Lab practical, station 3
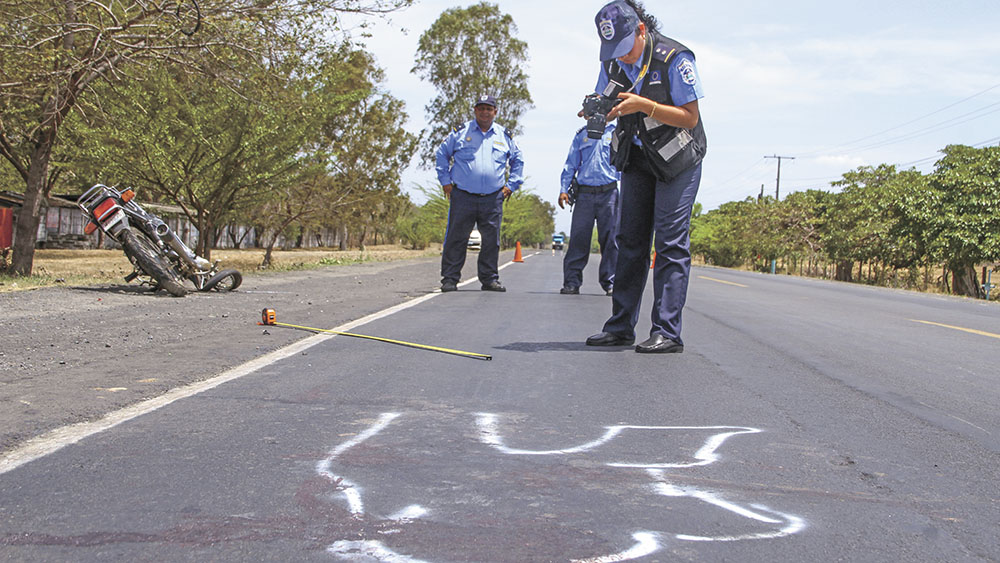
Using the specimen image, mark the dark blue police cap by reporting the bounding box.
[595,1,639,61]
[473,94,497,108]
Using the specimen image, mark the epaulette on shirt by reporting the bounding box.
[654,42,677,63]
[504,127,514,139]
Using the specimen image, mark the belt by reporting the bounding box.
[576,182,617,194]
[456,187,500,197]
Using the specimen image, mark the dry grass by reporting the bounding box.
[0,245,440,292]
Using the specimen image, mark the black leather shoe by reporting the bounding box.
[481,280,506,292]
[560,286,579,294]
[441,281,458,292]
[604,286,613,296]
[635,334,683,354]
[585,332,635,346]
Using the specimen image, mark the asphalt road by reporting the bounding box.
[2,250,998,562]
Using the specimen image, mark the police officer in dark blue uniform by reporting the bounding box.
[558,122,620,296]
[436,94,525,293]
[585,0,707,353]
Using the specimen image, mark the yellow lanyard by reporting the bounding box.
[627,32,655,94]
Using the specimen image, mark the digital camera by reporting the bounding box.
[581,93,622,139]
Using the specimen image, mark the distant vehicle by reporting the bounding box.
[468,229,482,251]
[552,234,565,250]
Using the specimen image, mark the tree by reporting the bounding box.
[920,145,1000,297]
[71,56,309,260]
[774,190,832,277]
[253,168,337,269]
[0,0,413,275]
[319,60,419,249]
[411,2,533,165]
[691,199,758,268]
[395,184,450,250]
[500,188,555,248]
[825,165,926,284]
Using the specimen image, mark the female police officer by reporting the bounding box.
[584,0,707,354]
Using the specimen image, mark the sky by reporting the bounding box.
[343,0,1000,234]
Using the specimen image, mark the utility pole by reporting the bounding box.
[764,155,795,200]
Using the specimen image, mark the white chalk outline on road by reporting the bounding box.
[327,540,430,563]
[318,412,433,563]
[477,413,761,467]
[323,412,807,563]
[0,281,467,476]
[478,415,807,559]
[316,412,402,516]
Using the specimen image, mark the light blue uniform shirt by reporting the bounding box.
[435,120,524,195]
[561,123,620,192]
[595,51,704,108]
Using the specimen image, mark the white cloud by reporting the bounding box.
[813,154,869,169]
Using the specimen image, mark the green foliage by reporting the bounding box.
[909,144,1000,296]
[691,147,1000,297]
[411,2,533,165]
[69,53,311,257]
[826,165,915,272]
[395,184,450,249]
[500,188,555,247]
[691,198,762,268]
[926,145,1000,268]
[394,184,554,250]
[0,0,413,274]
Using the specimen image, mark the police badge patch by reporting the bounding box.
[677,59,697,86]
[600,19,615,40]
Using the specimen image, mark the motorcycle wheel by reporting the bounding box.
[202,269,243,292]
[120,228,188,297]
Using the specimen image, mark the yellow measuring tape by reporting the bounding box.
[259,309,492,361]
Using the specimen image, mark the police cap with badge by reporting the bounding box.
[473,94,498,109]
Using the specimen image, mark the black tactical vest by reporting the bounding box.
[602,31,707,182]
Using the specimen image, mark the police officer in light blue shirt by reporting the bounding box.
[585,0,708,354]
[558,122,620,295]
[436,94,524,293]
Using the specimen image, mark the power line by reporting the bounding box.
[699,157,775,197]
[703,87,1000,205]
[845,102,1000,153]
[792,82,1000,158]
[895,135,1000,168]
[704,157,766,187]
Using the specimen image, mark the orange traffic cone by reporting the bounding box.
[650,250,656,269]
[513,241,524,262]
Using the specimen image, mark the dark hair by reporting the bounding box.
[624,0,660,33]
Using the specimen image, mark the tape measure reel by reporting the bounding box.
[261,308,276,325]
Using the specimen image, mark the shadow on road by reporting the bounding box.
[495,341,626,353]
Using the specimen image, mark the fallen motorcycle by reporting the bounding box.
[77,184,242,296]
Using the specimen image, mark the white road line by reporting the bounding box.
[0,289,448,476]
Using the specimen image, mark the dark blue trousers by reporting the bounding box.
[563,187,619,291]
[602,154,702,345]
[441,188,504,285]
